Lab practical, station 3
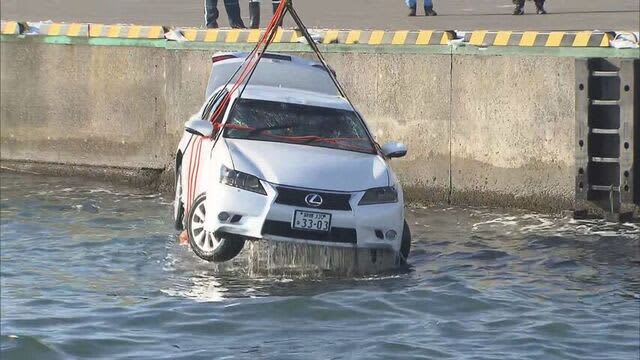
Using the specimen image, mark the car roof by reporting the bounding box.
[230,85,353,111]
[206,52,339,98]
[231,85,352,110]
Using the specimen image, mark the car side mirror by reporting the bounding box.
[381,142,407,158]
[185,118,214,137]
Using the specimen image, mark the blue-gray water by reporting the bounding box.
[1,172,639,359]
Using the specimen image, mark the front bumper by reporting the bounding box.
[204,181,404,252]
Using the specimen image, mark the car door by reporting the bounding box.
[181,89,233,212]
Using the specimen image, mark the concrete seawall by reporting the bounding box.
[1,35,638,212]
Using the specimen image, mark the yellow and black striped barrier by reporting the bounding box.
[318,29,456,45]
[181,29,457,45]
[462,30,613,47]
[2,20,635,48]
[182,28,297,43]
[89,24,166,39]
[1,21,22,35]
[26,22,89,37]
[5,21,164,38]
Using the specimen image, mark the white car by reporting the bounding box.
[173,52,411,264]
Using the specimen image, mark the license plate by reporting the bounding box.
[292,210,331,232]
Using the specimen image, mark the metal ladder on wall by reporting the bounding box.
[575,58,639,222]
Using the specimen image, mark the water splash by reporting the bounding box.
[244,240,402,277]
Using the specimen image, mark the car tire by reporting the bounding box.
[173,166,185,231]
[400,220,411,264]
[187,193,245,262]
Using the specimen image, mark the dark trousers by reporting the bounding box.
[248,0,283,29]
[272,0,282,13]
[514,0,545,9]
[272,0,283,27]
[205,0,245,28]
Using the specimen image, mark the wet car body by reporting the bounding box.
[173,52,410,263]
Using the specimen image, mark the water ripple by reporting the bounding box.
[1,172,638,360]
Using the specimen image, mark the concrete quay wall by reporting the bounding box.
[1,36,637,212]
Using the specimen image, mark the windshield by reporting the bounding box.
[223,98,376,154]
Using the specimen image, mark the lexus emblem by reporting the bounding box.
[304,193,323,207]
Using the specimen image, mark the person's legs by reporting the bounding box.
[205,0,219,28]
[405,0,417,16]
[512,0,525,15]
[223,0,246,28]
[534,0,546,14]
[272,0,283,26]
[272,0,281,13]
[423,0,437,16]
[249,0,261,28]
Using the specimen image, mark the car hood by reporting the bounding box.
[225,138,389,192]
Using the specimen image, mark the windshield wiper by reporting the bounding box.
[248,124,300,136]
[299,136,336,144]
[298,136,375,153]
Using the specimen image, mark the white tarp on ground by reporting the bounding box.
[609,32,640,49]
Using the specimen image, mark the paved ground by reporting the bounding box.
[1,0,639,31]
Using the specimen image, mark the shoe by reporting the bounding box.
[206,22,219,29]
[226,1,247,29]
[408,6,416,16]
[536,7,547,14]
[425,7,438,16]
[513,7,524,15]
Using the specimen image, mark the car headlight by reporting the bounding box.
[358,186,398,205]
[220,165,267,195]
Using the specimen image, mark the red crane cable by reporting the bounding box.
[208,0,380,153]
[187,4,287,208]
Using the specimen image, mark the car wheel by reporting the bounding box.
[400,220,411,264]
[187,193,245,262]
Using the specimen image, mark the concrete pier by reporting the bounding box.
[1,35,638,213]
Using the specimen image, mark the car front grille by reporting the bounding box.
[274,187,352,211]
[261,220,357,244]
